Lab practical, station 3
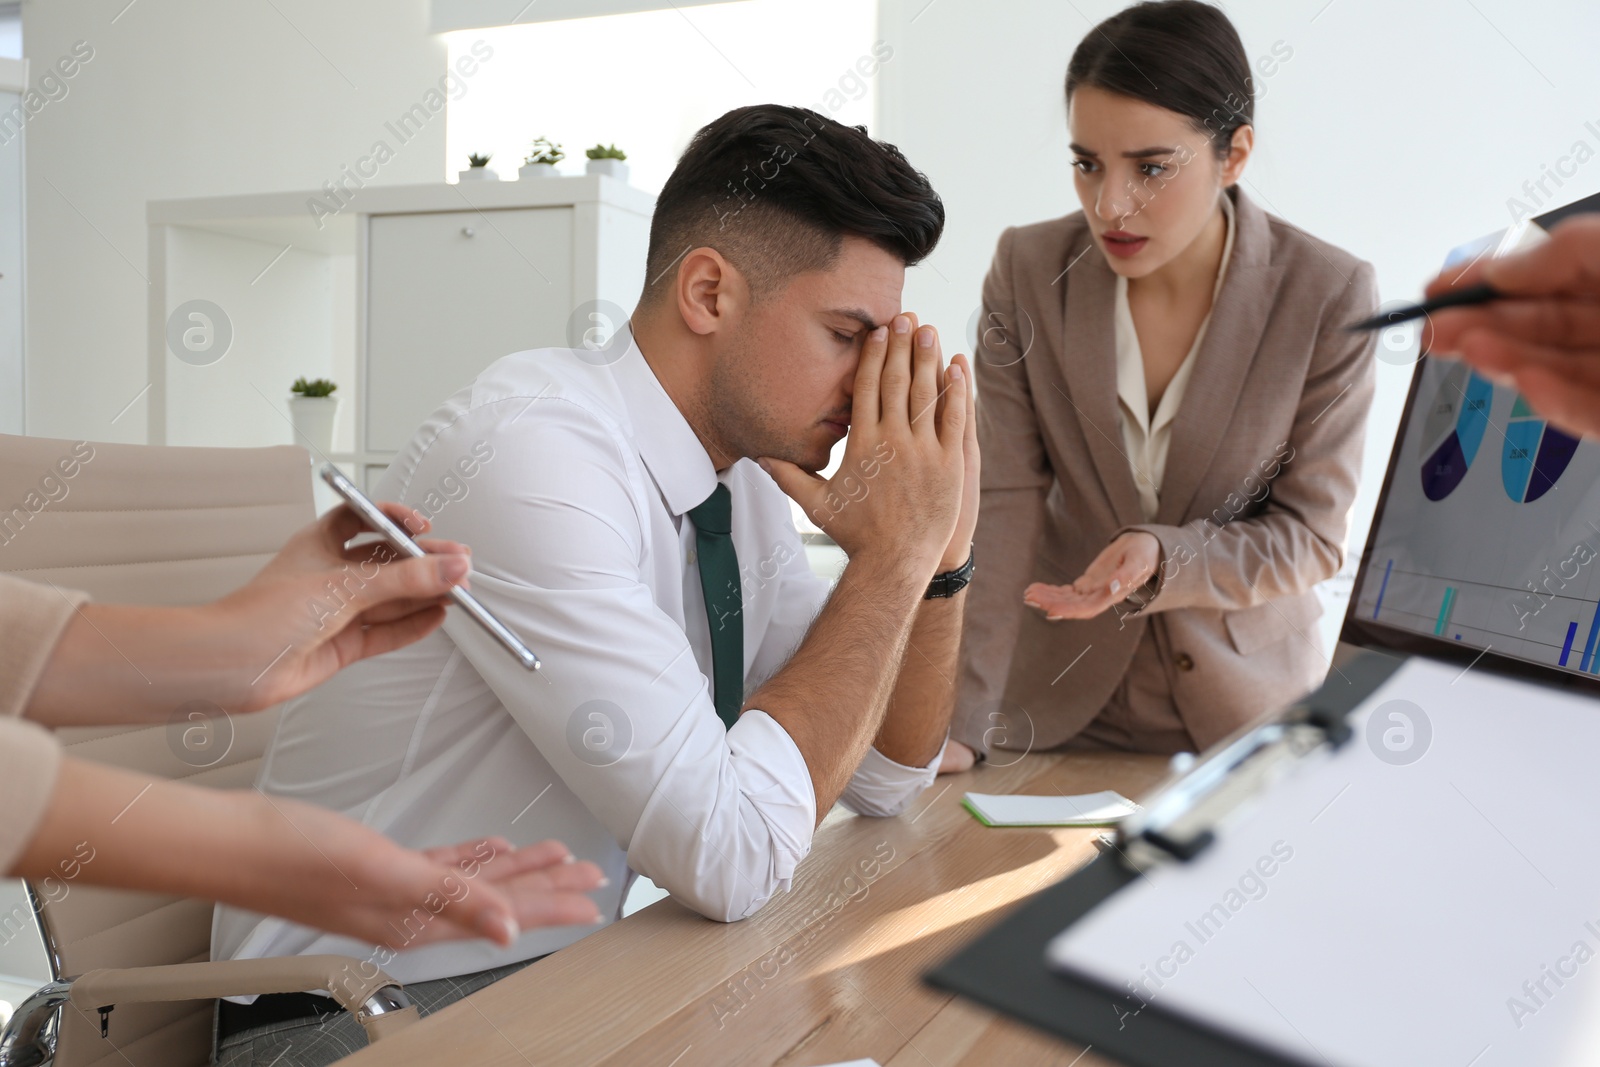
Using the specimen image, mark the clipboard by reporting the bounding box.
[925,650,1600,1066]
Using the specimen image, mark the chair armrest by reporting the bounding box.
[0,954,417,1065]
[68,953,398,1013]
[69,954,419,1043]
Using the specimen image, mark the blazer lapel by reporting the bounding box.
[1059,229,1147,527]
[1157,187,1285,527]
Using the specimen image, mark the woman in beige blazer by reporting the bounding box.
[945,0,1379,768]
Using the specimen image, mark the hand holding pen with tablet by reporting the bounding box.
[1350,213,1600,441]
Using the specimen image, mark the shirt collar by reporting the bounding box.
[608,324,720,518]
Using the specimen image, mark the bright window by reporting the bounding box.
[443,0,881,192]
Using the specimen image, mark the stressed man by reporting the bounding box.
[211,104,978,1066]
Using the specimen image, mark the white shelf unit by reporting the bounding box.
[147,176,654,492]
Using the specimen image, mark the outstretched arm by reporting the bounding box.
[25,501,471,727]
[11,747,605,948]
[1030,262,1380,620]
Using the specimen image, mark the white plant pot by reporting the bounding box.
[290,395,339,457]
[458,167,499,181]
[519,162,559,179]
[585,157,629,182]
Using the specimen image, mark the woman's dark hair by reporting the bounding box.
[1065,0,1253,158]
[641,104,944,304]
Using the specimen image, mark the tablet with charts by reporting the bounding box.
[1341,192,1600,691]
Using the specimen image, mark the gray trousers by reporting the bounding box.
[212,956,540,1067]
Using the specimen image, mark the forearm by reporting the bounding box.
[26,602,259,728]
[874,583,965,768]
[12,756,290,903]
[24,502,469,730]
[747,553,929,826]
[1125,510,1343,615]
[12,758,537,949]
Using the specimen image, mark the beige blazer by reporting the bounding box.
[953,186,1378,756]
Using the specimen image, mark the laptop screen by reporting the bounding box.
[1341,192,1600,689]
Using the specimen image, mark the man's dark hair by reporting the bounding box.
[1066,1,1253,158]
[640,104,944,305]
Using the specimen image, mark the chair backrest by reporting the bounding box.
[0,433,312,1067]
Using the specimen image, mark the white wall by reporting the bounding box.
[876,0,1600,642]
[14,0,1600,564]
[19,0,446,443]
[18,0,1600,490]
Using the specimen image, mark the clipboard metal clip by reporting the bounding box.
[1113,699,1353,871]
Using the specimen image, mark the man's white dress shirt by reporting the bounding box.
[212,328,943,990]
[1113,191,1236,520]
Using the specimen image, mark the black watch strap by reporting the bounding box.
[925,548,975,599]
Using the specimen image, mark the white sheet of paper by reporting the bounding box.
[1045,656,1600,1067]
[965,790,1140,826]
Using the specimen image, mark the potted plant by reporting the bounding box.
[459,152,498,181]
[584,143,629,182]
[289,377,339,456]
[519,137,565,179]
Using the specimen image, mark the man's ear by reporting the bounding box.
[1220,124,1253,187]
[676,246,749,337]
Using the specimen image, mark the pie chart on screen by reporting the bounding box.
[1420,363,1494,501]
[1502,394,1580,503]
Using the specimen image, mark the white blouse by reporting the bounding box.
[1113,192,1237,521]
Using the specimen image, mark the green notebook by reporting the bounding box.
[962,790,1140,827]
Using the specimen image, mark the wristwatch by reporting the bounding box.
[925,548,975,599]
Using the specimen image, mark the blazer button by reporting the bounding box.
[1174,652,1195,672]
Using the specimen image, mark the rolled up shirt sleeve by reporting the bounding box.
[420,397,818,923]
[636,706,816,921]
[837,735,947,818]
[0,574,86,874]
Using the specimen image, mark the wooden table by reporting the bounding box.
[337,751,1169,1067]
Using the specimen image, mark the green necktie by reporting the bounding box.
[688,483,743,730]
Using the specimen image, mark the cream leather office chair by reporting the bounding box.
[0,434,418,1067]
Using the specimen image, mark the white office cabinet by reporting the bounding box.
[148,177,653,491]
[365,207,574,454]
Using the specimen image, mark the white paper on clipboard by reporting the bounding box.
[1045,656,1600,1067]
